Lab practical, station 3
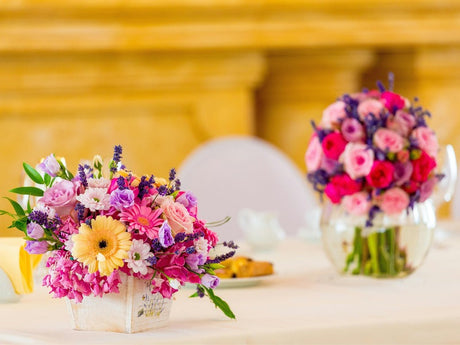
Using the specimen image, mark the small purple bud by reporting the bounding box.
[26,222,44,239]
[25,241,49,254]
[159,221,174,248]
[38,154,60,177]
[201,274,220,289]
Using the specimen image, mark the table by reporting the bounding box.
[1,222,459,345]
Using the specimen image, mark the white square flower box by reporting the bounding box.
[67,273,172,333]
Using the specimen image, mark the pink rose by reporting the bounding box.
[387,110,416,136]
[379,188,410,215]
[341,143,374,179]
[381,91,406,112]
[320,101,347,128]
[321,132,348,160]
[161,199,194,236]
[374,128,404,153]
[342,192,371,216]
[366,161,395,188]
[341,118,365,142]
[324,174,362,204]
[357,99,384,120]
[411,126,439,158]
[411,150,436,183]
[305,135,324,171]
[41,180,78,217]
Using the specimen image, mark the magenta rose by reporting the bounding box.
[321,132,348,160]
[341,118,365,142]
[381,91,406,112]
[379,187,410,215]
[387,110,416,136]
[342,143,375,179]
[305,135,324,171]
[411,126,439,158]
[320,101,347,128]
[41,180,78,217]
[342,192,371,216]
[411,150,436,182]
[374,128,404,153]
[161,199,194,235]
[357,99,384,120]
[324,174,362,204]
[366,161,395,188]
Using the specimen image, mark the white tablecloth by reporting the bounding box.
[1,222,459,345]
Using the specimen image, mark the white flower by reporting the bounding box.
[194,237,209,256]
[34,203,56,219]
[126,239,154,275]
[87,178,110,189]
[76,188,111,212]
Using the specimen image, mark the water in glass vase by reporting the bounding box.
[321,201,436,278]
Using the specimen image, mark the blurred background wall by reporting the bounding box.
[1,0,459,235]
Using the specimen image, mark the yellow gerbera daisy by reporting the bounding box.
[71,216,132,276]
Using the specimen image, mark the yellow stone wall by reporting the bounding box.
[1,0,459,235]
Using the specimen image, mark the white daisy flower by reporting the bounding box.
[76,188,111,212]
[126,239,154,275]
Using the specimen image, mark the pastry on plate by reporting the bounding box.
[215,256,274,279]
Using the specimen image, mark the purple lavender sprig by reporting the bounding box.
[110,145,123,174]
[78,164,88,188]
[138,175,155,200]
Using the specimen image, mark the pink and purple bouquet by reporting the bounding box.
[1,146,235,318]
[306,80,440,226]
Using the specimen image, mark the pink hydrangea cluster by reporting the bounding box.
[306,84,441,225]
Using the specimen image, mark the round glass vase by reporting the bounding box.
[320,200,436,278]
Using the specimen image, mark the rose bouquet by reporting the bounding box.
[1,146,235,320]
[305,77,441,277]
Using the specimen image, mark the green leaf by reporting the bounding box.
[3,197,25,216]
[205,287,236,319]
[44,174,51,186]
[23,163,44,185]
[10,186,44,197]
[189,291,199,298]
[209,263,225,270]
[11,219,27,234]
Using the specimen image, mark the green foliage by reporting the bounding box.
[23,163,44,185]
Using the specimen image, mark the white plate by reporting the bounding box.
[216,274,276,289]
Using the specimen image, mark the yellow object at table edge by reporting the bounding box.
[0,237,42,295]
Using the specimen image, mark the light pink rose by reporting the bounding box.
[161,198,194,235]
[411,126,439,158]
[341,143,374,179]
[342,192,371,216]
[320,101,347,128]
[41,180,78,217]
[379,188,410,215]
[387,110,416,136]
[305,135,324,171]
[374,128,404,153]
[357,99,384,120]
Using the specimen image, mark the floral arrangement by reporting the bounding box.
[1,146,235,318]
[305,77,441,276]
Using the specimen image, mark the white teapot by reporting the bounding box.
[238,208,286,251]
[0,268,19,303]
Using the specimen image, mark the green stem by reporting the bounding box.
[378,231,389,274]
[367,232,380,275]
[387,227,396,275]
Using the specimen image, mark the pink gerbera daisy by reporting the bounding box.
[119,204,163,239]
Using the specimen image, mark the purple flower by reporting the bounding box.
[110,189,134,210]
[393,162,413,186]
[159,221,174,248]
[201,274,220,289]
[419,177,438,202]
[185,253,206,273]
[341,118,365,142]
[38,154,60,177]
[25,240,49,254]
[27,222,44,239]
[176,191,197,208]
